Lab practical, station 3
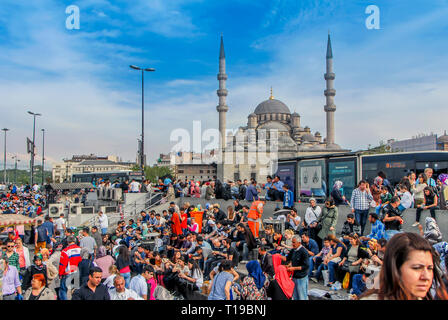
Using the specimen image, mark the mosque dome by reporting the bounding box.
[254,88,290,115]
[254,99,290,115]
[301,133,318,142]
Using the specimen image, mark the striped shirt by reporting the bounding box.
[350,188,373,211]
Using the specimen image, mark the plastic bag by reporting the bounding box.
[342,272,350,289]
[322,270,330,286]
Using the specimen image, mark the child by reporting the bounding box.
[397,184,414,213]
[376,186,392,215]
[309,237,332,282]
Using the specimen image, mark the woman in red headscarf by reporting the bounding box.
[266,254,294,300]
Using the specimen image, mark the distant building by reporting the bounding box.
[52,154,135,183]
[155,150,217,168]
[389,132,448,152]
[175,163,217,181]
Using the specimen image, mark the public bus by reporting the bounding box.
[276,151,448,202]
[71,171,143,184]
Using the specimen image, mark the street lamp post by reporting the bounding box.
[28,111,42,186]
[2,128,9,183]
[41,129,45,185]
[12,155,20,184]
[130,65,155,182]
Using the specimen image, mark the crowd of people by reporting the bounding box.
[1,166,448,301]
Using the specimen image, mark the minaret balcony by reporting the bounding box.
[216,105,229,112]
[324,104,336,112]
[324,89,336,96]
[217,89,228,96]
[217,74,228,81]
[324,73,335,80]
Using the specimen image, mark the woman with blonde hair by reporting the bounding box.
[40,248,58,287]
[103,264,120,289]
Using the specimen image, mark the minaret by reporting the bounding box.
[324,32,338,148]
[217,34,229,151]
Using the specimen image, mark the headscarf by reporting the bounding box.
[246,260,266,290]
[433,242,448,273]
[424,217,442,243]
[333,181,343,190]
[439,174,448,187]
[272,254,294,299]
[97,246,106,259]
[374,176,383,186]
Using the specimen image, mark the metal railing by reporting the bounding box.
[83,191,168,230]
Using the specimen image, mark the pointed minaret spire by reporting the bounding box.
[217,34,229,152]
[219,33,225,59]
[326,32,333,59]
[324,32,339,148]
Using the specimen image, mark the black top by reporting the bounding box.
[29,293,39,301]
[286,246,309,279]
[71,283,110,300]
[259,253,275,278]
[331,188,345,206]
[225,246,239,267]
[425,193,436,206]
[382,204,401,231]
[115,255,130,271]
[215,210,227,223]
[267,279,290,300]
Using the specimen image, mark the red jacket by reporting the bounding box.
[59,244,82,276]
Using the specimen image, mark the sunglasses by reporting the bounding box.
[7,245,15,248]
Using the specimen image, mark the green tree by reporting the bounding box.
[362,140,394,155]
[144,165,173,183]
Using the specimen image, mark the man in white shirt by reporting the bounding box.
[129,179,141,193]
[54,214,67,236]
[109,275,143,300]
[129,265,154,300]
[98,211,109,235]
[287,208,301,231]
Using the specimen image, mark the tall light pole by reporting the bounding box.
[12,155,20,184]
[41,129,45,185]
[28,111,41,186]
[130,65,155,182]
[2,128,9,183]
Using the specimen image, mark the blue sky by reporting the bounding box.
[1,0,448,169]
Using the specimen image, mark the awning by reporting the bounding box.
[49,183,95,190]
[0,214,43,227]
